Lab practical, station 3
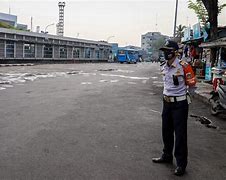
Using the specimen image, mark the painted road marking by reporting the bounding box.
[100,73,149,80]
[81,82,92,85]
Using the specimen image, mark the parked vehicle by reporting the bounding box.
[209,82,226,116]
[117,48,138,64]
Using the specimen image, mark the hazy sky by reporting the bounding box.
[1,0,226,46]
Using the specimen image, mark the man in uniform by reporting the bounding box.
[152,40,194,176]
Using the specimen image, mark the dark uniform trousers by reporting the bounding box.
[162,99,189,169]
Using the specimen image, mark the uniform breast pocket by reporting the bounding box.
[177,76,184,84]
[172,75,179,85]
[173,75,184,86]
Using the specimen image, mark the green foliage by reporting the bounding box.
[188,0,226,25]
[0,21,27,31]
[175,24,186,38]
[0,21,14,29]
[218,3,226,14]
[152,37,165,51]
[188,0,208,25]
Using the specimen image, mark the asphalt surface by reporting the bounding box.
[0,62,226,180]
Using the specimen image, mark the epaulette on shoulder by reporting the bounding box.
[179,60,188,67]
[160,61,166,66]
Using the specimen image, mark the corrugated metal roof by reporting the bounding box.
[200,37,226,48]
[0,28,111,47]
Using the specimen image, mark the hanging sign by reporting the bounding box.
[182,27,191,42]
[193,23,201,39]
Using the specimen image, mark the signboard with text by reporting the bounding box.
[193,23,201,39]
[182,27,191,42]
[205,62,212,81]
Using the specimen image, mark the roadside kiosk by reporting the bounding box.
[200,37,226,88]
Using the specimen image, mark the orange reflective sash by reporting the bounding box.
[180,61,197,87]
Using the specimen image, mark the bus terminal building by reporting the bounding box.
[0,28,111,63]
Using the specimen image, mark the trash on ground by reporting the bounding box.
[190,114,219,129]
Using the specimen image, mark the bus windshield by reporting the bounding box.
[118,50,125,55]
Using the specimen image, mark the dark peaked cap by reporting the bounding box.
[159,40,179,51]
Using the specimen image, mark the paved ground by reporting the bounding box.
[0,62,226,180]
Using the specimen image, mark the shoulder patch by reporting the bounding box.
[179,60,188,67]
[160,61,166,66]
[175,68,182,76]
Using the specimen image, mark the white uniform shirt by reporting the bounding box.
[161,58,187,96]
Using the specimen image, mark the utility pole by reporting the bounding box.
[173,0,178,37]
[155,13,158,32]
[45,23,55,33]
[106,36,115,42]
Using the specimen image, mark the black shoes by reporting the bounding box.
[174,166,186,176]
[152,157,186,176]
[152,157,173,164]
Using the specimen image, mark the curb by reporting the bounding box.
[192,80,213,105]
[193,92,210,105]
[0,64,34,67]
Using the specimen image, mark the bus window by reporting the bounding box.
[128,51,135,55]
[118,50,125,55]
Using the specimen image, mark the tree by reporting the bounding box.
[175,24,186,39]
[188,0,226,24]
[0,21,29,31]
[151,37,166,60]
[152,37,165,51]
[202,0,226,66]
[188,0,208,25]
[188,0,226,66]
[0,21,17,30]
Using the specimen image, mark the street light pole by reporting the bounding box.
[107,35,115,42]
[45,23,55,33]
[173,0,178,38]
